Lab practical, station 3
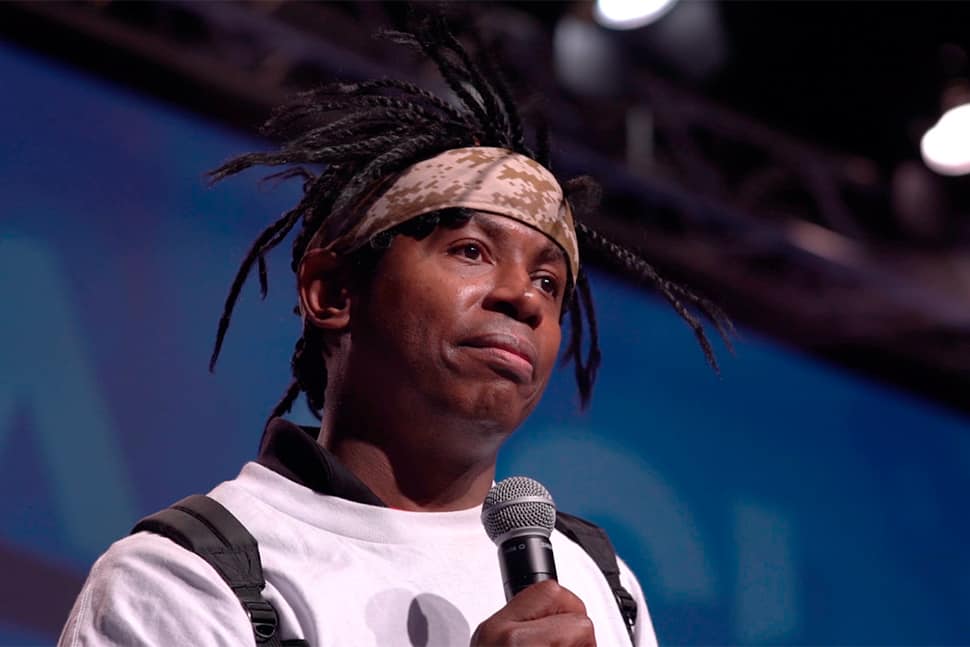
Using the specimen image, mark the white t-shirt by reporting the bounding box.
[59,461,657,646]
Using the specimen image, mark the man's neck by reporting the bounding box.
[317,407,506,512]
[322,434,497,511]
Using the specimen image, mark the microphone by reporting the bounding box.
[481,476,558,601]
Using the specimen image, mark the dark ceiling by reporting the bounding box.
[460,1,970,169]
[3,0,970,414]
[711,2,969,166]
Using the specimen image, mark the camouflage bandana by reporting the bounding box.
[309,147,579,279]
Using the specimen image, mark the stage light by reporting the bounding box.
[554,14,626,96]
[594,0,679,30]
[921,103,970,176]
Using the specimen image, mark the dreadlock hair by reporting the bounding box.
[206,14,733,425]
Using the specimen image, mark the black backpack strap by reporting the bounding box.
[555,511,638,645]
[132,494,292,646]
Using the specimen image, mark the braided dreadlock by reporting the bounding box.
[207,14,733,424]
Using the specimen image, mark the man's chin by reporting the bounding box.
[457,379,543,426]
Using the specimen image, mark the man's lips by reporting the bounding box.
[460,333,538,380]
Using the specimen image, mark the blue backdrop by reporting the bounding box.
[3,41,969,645]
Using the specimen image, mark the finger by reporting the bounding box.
[509,612,597,647]
[502,580,588,621]
[471,612,597,647]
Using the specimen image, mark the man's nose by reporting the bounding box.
[482,265,543,329]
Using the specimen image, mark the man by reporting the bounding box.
[60,14,729,647]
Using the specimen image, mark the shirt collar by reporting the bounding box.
[256,417,387,507]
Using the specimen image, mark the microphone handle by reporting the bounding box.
[498,534,558,601]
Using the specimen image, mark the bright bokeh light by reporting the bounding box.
[921,102,970,176]
[594,0,679,30]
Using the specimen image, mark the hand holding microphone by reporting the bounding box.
[470,477,597,647]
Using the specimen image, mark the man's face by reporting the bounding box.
[346,211,568,434]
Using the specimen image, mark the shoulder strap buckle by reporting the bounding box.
[614,587,639,629]
[238,590,279,643]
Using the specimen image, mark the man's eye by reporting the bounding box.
[454,243,482,260]
[535,276,558,296]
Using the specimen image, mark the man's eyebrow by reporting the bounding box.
[472,216,567,268]
[535,242,567,267]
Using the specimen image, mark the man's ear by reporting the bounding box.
[298,249,353,330]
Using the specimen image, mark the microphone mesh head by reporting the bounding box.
[481,476,556,543]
